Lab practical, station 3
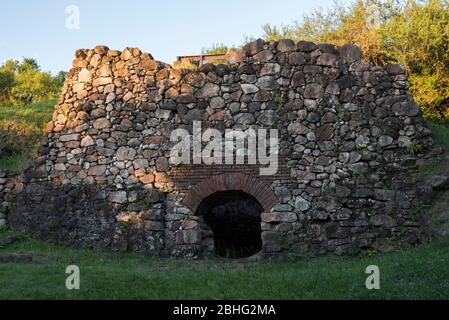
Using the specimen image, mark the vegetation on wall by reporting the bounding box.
[201,43,229,55]
[261,0,449,122]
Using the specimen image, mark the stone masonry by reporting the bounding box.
[7,38,435,258]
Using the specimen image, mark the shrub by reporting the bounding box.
[0,58,62,107]
[261,0,449,122]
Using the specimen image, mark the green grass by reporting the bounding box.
[0,100,55,172]
[416,122,449,177]
[0,228,448,300]
[429,122,449,150]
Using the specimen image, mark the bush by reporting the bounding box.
[382,0,449,122]
[0,58,62,107]
[261,0,449,122]
[0,69,15,105]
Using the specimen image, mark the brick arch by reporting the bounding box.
[183,173,279,213]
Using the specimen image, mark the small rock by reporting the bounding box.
[429,176,449,191]
[340,44,362,63]
[277,39,296,52]
[234,113,255,125]
[93,118,110,130]
[295,197,310,212]
[257,76,279,91]
[241,84,259,94]
[304,84,322,99]
[110,191,127,204]
[378,135,394,147]
[81,135,94,147]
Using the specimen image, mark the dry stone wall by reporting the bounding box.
[0,172,19,227]
[9,38,434,257]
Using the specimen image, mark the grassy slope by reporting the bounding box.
[0,100,55,172]
[0,228,448,300]
[416,122,449,239]
[418,122,449,176]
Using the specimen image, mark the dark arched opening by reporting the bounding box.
[196,191,263,259]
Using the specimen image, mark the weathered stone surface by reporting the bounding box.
[78,69,92,83]
[81,135,94,147]
[88,165,106,176]
[289,52,306,66]
[60,134,80,142]
[317,53,339,67]
[195,83,220,99]
[378,135,394,147]
[244,38,265,56]
[304,84,322,99]
[277,39,296,52]
[295,197,310,212]
[254,50,273,62]
[340,44,362,63]
[297,41,317,52]
[288,122,308,135]
[429,176,449,191]
[257,110,280,126]
[209,97,225,109]
[241,84,259,94]
[116,147,136,161]
[109,191,127,204]
[181,220,198,230]
[260,63,281,76]
[392,101,420,117]
[292,71,305,87]
[370,215,396,228]
[234,113,255,125]
[386,64,405,75]
[93,77,112,87]
[257,76,279,91]
[93,118,110,130]
[316,124,334,141]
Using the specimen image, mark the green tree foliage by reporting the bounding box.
[54,71,68,88]
[0,70,15,105]
[0,58,63,107]
[382,0,449,121]
[262,0,449,122]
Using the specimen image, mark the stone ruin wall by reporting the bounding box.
[7,38,434,257]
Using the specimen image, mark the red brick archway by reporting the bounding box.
[183,173,278,213]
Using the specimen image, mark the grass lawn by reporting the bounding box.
[0,228,448,300]
[0,100,55,172]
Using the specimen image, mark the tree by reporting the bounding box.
[0,69,16,105]
[10,68,59,105]
[55,71,68,87]
[381,0,449,121]
[0,58,63,106]
[19,58,40,72]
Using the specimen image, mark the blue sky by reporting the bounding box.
[0,0,334,74]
